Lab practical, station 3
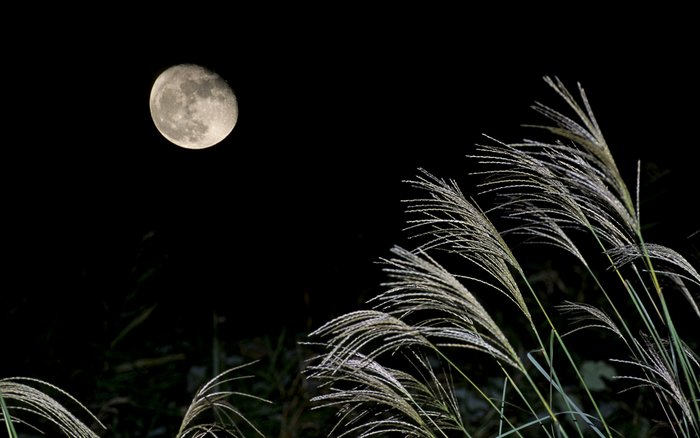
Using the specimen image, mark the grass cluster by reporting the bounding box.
[305,77,700,437]
[2,77,698,437]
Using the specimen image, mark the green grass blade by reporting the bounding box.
[1,393,18,438]
[527,352,605,437]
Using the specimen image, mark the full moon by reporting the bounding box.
[149,64,238,149]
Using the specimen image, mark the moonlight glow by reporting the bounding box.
[149,64,238,149]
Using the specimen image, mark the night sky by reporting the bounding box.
[2,9,698,379]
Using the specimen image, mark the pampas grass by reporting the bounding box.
[177,361,272,438]
[306,76,699,437]
[0,377,104,438]
[1,363,269,437]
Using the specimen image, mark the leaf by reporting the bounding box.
[111,304,157,348]
[580,361,616,392]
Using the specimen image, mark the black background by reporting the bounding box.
[2,7,698,380]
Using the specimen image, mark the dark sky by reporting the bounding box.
[3,9,698,368]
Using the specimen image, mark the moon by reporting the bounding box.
[149,64,238,149]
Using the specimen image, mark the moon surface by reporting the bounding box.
[149,64,238,149]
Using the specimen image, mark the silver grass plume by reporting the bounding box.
[556,301,623,339]
[308,246,520,371]
[306,245,524,435]
[307,351,464,438]
[177,362,271,438]
[473,139,637,251]
[611,336,696,429]
[531,76,635,220]
[0,377,105,438]
[374,246,520,368]
[403,170,531,321]
[608,243,700,317]
[472,76,641,254]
